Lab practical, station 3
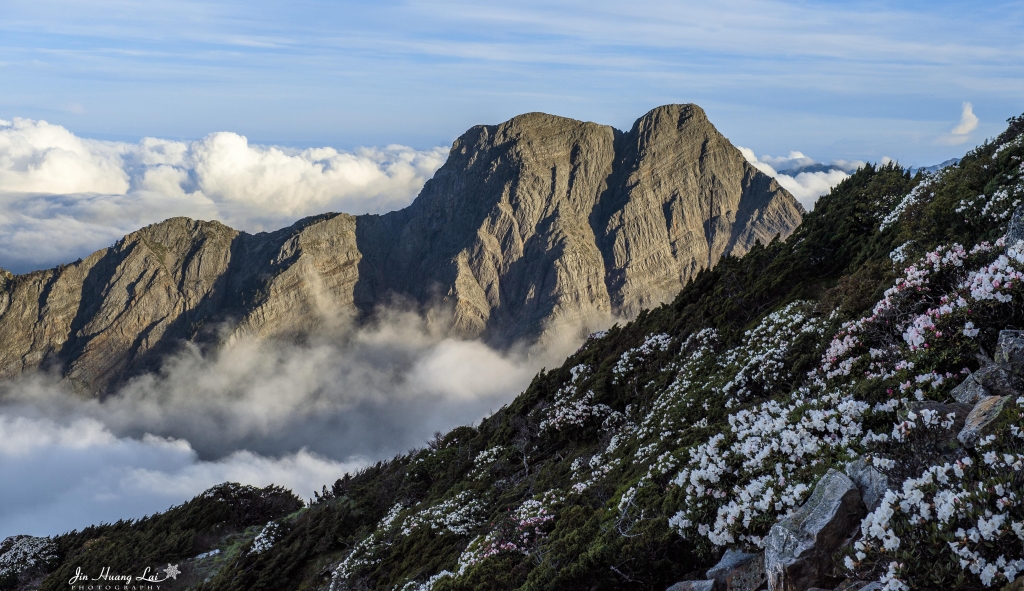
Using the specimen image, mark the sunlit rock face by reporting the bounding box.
[0,104,802,393]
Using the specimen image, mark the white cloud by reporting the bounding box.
[738,146,861,210]
[0,118,129,195]
[935,102,980,145]
[0,414,361,537]
[952,101,978,135]
[0,305,595,538]
[0,118,448,273]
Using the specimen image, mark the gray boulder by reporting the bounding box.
[706,548,765,591]
[996,330,1024,374]
[971,364,1022,398]
[958,396,1011,448]
[951,373,990,405]
[833,580,881,591]
[765,469,865,591]
[844,459,889,512]
[1007,204,1024,246]
[666,581,716,591]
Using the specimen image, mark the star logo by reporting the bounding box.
[164,564,181,580]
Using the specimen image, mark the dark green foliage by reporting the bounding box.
[36,483,300,591]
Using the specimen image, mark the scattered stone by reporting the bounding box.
[666,581,716,591]
[832,579,882,591]
[765,469,865,591]
[972,364,1023,398]
[706,548,765,591]
[996,330,1024,373]
[959,396,1011,448]
[1007,204,1024,247]
[844,459,889,512]
[951,373,991,405]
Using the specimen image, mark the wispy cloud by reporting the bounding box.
[952,101,979,135]
[936,101,981,145]
[0,0,1020,164]
[0,414,359,537]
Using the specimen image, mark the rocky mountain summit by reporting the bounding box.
[0,104,802,393]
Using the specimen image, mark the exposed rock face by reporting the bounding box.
[0,104,803,393]
[706,548,766,591]
[765,469,864,591]
[958,395,1011,448]
[844,459,889,513]
[996,330,1024,370]
[666,581,715,591]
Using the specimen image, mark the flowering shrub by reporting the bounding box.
[0,536,56,580]
[612,333,674,383]
[329,504,405,587]
[847,401,1024,589]
[397,491,563,591]
[880,174,939,231]
[250,522,280,554]
[399,491,486,537]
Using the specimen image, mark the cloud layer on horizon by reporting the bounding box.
[737,147,866,210]
[0,117,448,273]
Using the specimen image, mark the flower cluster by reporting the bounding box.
[569,452,621,494]
[329,504,405,588]
[849,437,1024,588]
[880,176,936,231]
[634,328,719,442]
[669,389,871,547]
[250,522,280,554]
[399,491,486,537]
[955,158,1023,225]
[612,333,674,383]
[819,241,1001,380]
[719,302,825,402]
[0,535,56,579]
[400,492,564,591]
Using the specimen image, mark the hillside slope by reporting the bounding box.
[8,115,1024,591]
[0,104,802,394]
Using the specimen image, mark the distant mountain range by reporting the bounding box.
[0,104,803,394]
[777,157,960,177]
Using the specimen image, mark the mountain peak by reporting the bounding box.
[0,105,802,392]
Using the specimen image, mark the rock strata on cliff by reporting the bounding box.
[0,104,803,393]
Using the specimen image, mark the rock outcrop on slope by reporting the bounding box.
[0,104,803,393]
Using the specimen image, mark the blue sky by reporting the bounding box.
[2,0,1022,165]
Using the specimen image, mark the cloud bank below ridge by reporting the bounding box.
[0,305,592,539]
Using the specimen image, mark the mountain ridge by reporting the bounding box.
[0,104,803,393]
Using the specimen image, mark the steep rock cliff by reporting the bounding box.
[0,104,803,393]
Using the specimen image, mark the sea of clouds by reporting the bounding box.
[0,116,855,539]
[0,306,588,538]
